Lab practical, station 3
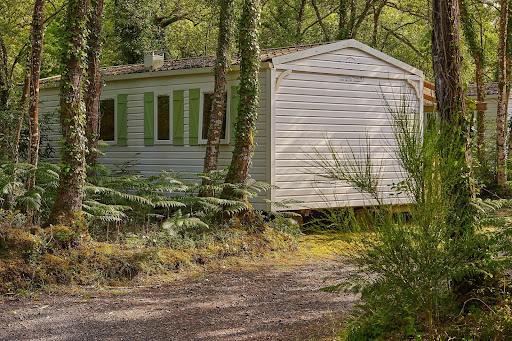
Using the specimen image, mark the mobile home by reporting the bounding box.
[39,40,424,211]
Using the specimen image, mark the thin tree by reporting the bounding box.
[85,0,104,177]
[431,0,473,230]
[338,0,376,40]
[202,0,236,196]
[46,0,89,227]
[0,36,10,111]
[459,0,486,167]
[25,0,46,227]
[496,0,509,187]
[223,0,261,201]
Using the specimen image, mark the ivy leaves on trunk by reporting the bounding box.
[201,0,236,197]
[223,0,261,201]
[46,0,89,227]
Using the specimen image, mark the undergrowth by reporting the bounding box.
[0,219,296,294]
[0,163,299,294]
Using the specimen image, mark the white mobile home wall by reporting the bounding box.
[38,68,272,210]
[268,40,424,210]
[38,40,424,212]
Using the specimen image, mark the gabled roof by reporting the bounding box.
[271,39,423,77]
[39,42,329,85]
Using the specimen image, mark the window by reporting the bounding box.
[202,92,227,140]
[157,95,170,140]
[100,99,115,141]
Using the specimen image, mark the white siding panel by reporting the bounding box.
[273,62,419,210]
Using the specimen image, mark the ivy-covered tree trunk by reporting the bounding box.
[224,0,261,200]
[431,0,473,230]
[505,0,512,169]
[14,75,30,163]
[25,0,46,227]
[459,0,486,166]
[201,0,235,196]
[85,0,104,177]
[496,0,509,187]
[0,36,10,111]
[46,0,89,227]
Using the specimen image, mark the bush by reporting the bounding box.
[309,98,512,339]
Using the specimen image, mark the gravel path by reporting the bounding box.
[0,259,358,341]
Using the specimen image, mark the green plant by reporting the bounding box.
[308,96,512,339]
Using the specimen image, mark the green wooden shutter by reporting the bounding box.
[230,85,239,145]
[117,94,128,146]
[189,88,200,146]
[173,90,184,146]
[143,92,154,146]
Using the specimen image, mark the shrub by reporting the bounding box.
[309,96,512,339]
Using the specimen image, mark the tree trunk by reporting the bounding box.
[432,0,466,125]
[311,0,330,41]
[474,53,486,166]
[506,0,512,169]
[431,0,473,230]
[459,0,486,167]
[296,0,307,42]
[497,0,509,187]
[372,1,386,47]
[13,75,30,163]
[85,0,104,177]
[0,36,10,111]
[201,0,235,197]
[46,0,89,228]
[223,0,261,201]
[338,0,351,39]
[25,0,46,227]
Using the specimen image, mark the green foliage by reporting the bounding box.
[308,100,512,339]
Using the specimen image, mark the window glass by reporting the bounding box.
[157,95,170,140]
[100,99,115,141]
[202,93,227,140]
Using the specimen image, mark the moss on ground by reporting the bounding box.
[0,225,297,294]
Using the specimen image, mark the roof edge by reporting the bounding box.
[271,39,423,77]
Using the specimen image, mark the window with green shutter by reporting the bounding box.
[189,88,200,146]
[143,92,154,146]
[173,90,184,146]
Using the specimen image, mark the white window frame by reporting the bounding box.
[198,86,231,145]
[154,90,173,144]
[99,95,117,145]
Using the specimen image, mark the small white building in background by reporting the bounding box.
[38,40,424,211]
[467,83,512,140]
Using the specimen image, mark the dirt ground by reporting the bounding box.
[0,257,358,341]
